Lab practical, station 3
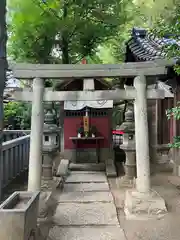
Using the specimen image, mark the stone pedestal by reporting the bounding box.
[42,104,59,182]
[105,157,117,177]
[119,106,136,181]
[42,151,56,180]
[121,145,136,180]
[124,189,167,220]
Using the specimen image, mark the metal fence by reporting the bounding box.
[1,135,30,198]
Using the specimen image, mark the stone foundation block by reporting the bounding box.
[106,158,117,177]
[56,159,70,177]
[39,177,63,219]
[124,189,167,220]
[38,191,52,219]
[116,176,136,188]
[69,162,105,171]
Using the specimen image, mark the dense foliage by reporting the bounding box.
[6,0,180,131]
[4,102,31,129]
[7,0,132,64]
[160,1,180,148]
[152,0,180,73]
[166,101,180,148]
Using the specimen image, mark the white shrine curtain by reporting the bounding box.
[64,100,113,110]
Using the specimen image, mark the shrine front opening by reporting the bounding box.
[55,78,113,164]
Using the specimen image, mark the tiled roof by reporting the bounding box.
[126,27,180,61]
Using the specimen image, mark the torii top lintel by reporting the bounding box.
[8,60,174,80]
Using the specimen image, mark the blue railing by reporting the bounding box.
[3,130,31,142]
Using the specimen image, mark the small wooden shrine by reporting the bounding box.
[55,62,113,163]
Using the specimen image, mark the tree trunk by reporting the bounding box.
[0,0,7,200]
[62,0,69,64]
[62,36,69,64]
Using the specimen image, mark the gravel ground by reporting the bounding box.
[109,173,180,240]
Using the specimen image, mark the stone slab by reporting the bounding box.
[38,191,52,218]
[106,165,117,178]
[66,173,107,183]
[63,182,109,192]
[70,171,104,174]
[124,189,167,220]
[53,203,119,225]
[55,191,114,203]
[49,226,126,240]
[106,159,117,177]
[56,159,70,177]
[69,163,105,171]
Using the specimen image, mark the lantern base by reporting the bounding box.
[42,150,58,181]
[41,177,62,191]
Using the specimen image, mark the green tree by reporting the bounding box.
[154,1,180,148]
[4,102,31,129]
[103,0,178,63]
[152,1,180,73]
[0,0,7,199]
[7,0,131,64]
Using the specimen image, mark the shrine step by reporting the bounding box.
[49,226,126,240]
[69,163,105,172]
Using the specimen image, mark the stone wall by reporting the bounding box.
[63,148,110,163]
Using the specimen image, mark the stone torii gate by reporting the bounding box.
[9,60,172,217]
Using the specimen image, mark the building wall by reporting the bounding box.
[147,90,180,175]
[168,88,180,175]
[157,98,174,144]
[148,98,173,167]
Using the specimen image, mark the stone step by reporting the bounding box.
[63,182,109,192]
[49,226,126,240]
[66,172,107,183]
[69,163,105,171]
[53,203,119,226]
[70,171,104,174]
[55,191,114,203]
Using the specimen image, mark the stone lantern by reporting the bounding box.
[54,101,62,151]
[119,106,136,181]
[42,104,59,182]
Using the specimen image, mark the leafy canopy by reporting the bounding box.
[4,102,31,129]
[8,0,131,63]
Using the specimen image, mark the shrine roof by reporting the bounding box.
[125,27,180,62]
[55,78,112,91]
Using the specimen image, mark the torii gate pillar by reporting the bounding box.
[28,78,44,191]
[124,75,167,219]
[134,75,150,193]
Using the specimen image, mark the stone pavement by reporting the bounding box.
[48,171,126,240]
